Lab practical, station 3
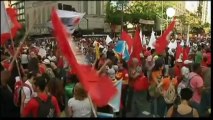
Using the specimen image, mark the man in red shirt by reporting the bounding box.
[22,75,61,117]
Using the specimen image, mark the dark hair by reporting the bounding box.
[147,47,151,51]
[197,46,202,51]
[180,88,193,101]
[47,78,64,110]
[34,75,48,92]
[152,57,164,71]
[151,49,155,54]
[67,74,79,84]
[120,59,128,70]
[192,63,201,73]
[27,71,35,79]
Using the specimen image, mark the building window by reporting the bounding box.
[63,4,75,11]
[83,1,88,14]
[38,9,41,24]
[88,1,96,15]
[43,7,45,23]
[96,1,100,15]
[58,3,63,10]
[26,14,29,30]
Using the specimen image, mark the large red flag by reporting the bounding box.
[130,27,143,64]
[51,8,117,107]
[121,30,133,54]
[154,17,176,54]
[1,3,22,45]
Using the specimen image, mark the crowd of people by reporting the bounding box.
[0,33,211,117]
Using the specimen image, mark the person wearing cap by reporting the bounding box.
[173,59,183,85]
[43,59,55,79]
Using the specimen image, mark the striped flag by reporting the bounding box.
[48,9,85,34]
[108,80,122,113]
[1,1,22,45]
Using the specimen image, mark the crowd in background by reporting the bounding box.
[0,33,211,117]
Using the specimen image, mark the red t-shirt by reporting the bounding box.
[174,65,182,84]
[22,93,61,117]
[39,64,46,74]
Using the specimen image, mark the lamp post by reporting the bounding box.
[166,7,175,27]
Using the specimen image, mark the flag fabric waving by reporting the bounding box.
[106,35,113,45]
[121,30,133,54]
[1,1,22,45]
[48,10,85,34]
[51,8,117,107]
[114,41,130,62]
[130,27,143,63]
[148,31,156,49]
[108,80,122,113]
[154,17,176,54]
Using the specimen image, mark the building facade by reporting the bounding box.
[12,1,107,35]
[199,1,208,24]
[11,1,25,25]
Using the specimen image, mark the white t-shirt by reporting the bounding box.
[22,80,37,104]
[107,67,116,80]
[68,98,92,117]
[21,54,29,64]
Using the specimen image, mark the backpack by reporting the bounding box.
[14,81,32,107]
[35,96,56,117]
[164,80,177,104]
[186,74,198,90]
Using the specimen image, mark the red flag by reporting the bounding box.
[175,43,183,60]
[51,8,117,107]
[1,5,22,45]
[182,46,190,61]
[154,17,176,54]
[121,30,133,53]
[130,27,143,64]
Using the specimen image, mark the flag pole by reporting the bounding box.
[4,5,22,78]
[88,95,98,117]
[8,10,38,72]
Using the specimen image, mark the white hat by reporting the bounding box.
[43,59,50,65]
[184,60,193,65]
[176,59,182,63]
[15,76,21,82]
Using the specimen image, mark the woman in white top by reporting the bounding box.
[68,83,92,117]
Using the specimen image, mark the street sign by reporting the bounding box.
[139,19,155,25]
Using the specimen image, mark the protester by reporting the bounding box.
[188,63,204,116]
[46,78,65,117]
[20,72,37,114]
[166,88,199,117]
[0,70,20,117]
[67,82,92,117]
[22,75,61,117]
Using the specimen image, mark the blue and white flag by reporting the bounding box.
[114,40,130,62]
[48,10,85,34]
[108,80,122,113]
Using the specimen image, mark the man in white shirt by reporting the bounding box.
[20,72,37,114]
